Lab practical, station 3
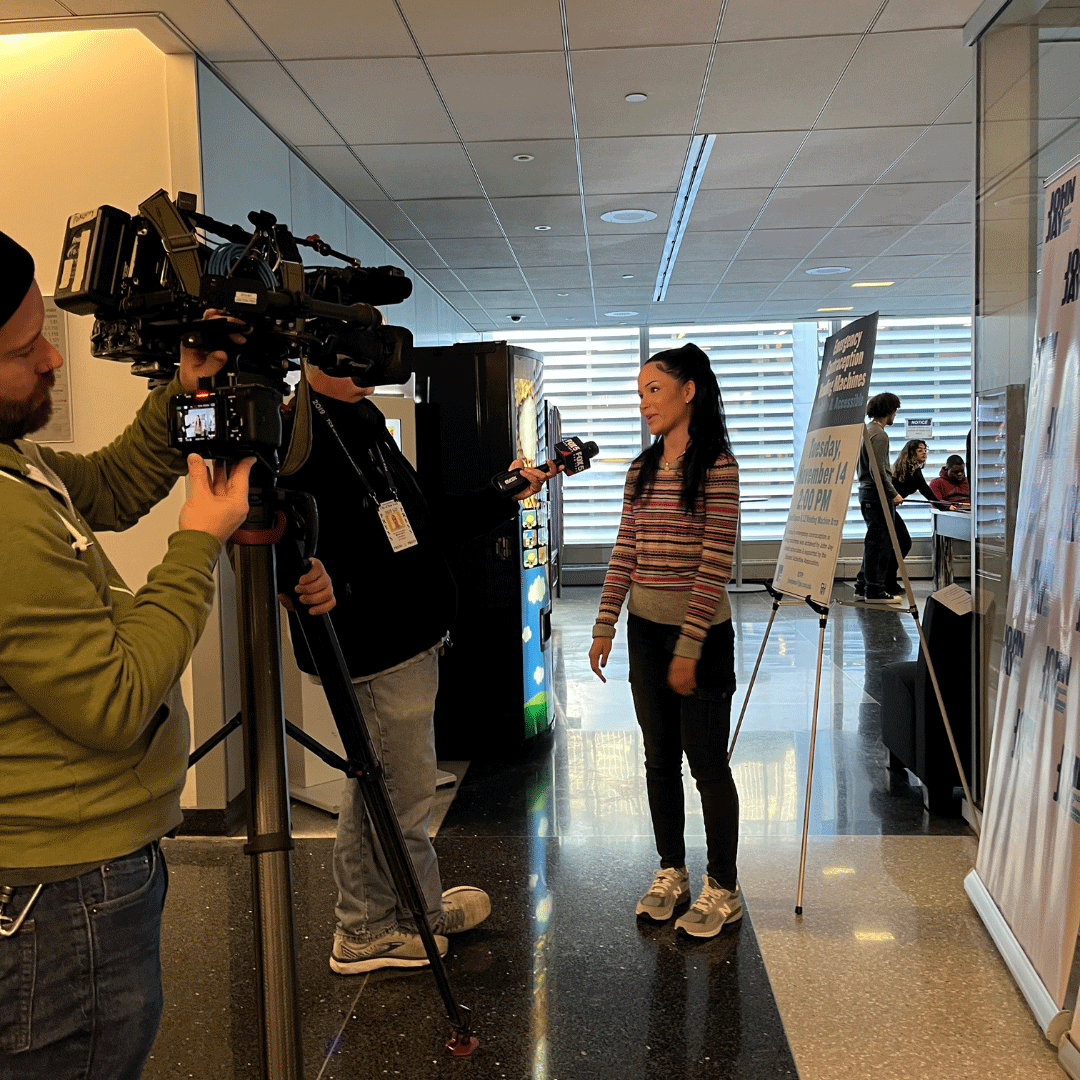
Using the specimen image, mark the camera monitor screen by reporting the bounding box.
[178,404,216,440]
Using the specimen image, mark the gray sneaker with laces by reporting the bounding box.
[674,875,743,938]
[432,885,491,935]
[330,926,448,974]
[636,866,690,921]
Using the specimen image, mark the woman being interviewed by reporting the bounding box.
[589,342,741,938]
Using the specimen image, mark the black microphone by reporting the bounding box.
[492,437,599,497]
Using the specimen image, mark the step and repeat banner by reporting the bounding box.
[774,312,878,602]
[972,159,1080,1032]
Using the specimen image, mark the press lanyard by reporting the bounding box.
[311,398,398,504]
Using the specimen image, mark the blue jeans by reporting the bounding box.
[627,616,740,890]
[0,842,167,1080]
[333,646,443,943]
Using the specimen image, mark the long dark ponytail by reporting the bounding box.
[632,342,734,513]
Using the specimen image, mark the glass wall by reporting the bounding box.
[973,0,1080,802]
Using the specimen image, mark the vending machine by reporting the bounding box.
[414,341,555,758]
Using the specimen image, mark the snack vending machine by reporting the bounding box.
[414,341,555,758]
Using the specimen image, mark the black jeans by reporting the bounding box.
[856,496,899,596]
[627,614,739,890]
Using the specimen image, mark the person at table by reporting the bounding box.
[883,439,951,596]
[929,455,970,508]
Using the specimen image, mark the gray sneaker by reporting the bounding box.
[432,885,491,934]
[330,926,448,974]
[636,866,690,921]
[674,876,743,938]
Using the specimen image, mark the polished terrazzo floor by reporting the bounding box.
[147,583,1065,1079]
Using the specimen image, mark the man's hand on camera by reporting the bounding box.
[278,558,336,617]
[179,454,255,543]
[507,458,561,501]
[179,309,248,392]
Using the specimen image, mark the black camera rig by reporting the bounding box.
[52,189,415,466]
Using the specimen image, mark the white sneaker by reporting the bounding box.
[636,866,690,921]
[674,876,743,938]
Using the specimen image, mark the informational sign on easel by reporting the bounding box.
[774,312,878,602]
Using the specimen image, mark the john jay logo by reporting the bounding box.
[1040,646,1072,714]
[1002,624,1026,677]
[1032,559,1054,617]
[1047,177,1076,242]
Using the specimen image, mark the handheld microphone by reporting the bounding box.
[492,436,599,497]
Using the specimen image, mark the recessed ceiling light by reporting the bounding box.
[818,306,855,312]
[513,154,535,162]
[851,281,894,288]
[557,292,570,297]
[600,209,657,224]
[605,310,639,317]
[805,265,851,276]
[625,93,648,102]
[534,225,552,231]
[622,274,634,279]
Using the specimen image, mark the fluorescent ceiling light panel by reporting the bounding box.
[653,134,716,303]
[851,281,894,288]
[818,306,854,311]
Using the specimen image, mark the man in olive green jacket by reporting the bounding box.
[0,231,332,1078]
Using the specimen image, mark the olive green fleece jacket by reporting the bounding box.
[0,379,223,875]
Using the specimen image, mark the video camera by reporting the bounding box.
[52,189,415,466]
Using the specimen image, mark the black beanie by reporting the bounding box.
[0,231,36,331]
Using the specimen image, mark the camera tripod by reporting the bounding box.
[187,470,477,1079]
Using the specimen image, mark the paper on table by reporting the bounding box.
[931,582,972,615]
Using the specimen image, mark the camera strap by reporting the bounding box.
[310,398,418,552]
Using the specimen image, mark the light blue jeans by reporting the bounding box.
[334,645,443,944]
[0,842,167,1080]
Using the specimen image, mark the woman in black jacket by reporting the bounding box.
[885,439,948,594]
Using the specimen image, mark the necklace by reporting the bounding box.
[662,453,684,472]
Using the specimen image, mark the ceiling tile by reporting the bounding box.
[532,289,599,305]
[737,227,834,259]
[588,233,671,264]
[891,275,970,295]
[215,61,340,144]
[754,185,868,229]
[579,136,689,194]
[591,263,661,286]
[811,224,914,257]
[286,57,455,143]
[721,258,805,282]
[873,0,985,33]
[466,139,581,197]
[298,146,387,201]
[922,183,974,224]
[879,124,973,184]
[385,198,506,238]
[448,267,531,291]
[782,126,932,187]
[349,143,481,199]
[667,261,730,286]
[699,131,808,189]
[427,52,573,141]
[419,267,474,292]
[69,0,269,60]
[939,79,975,124]
[661,283,720,304]
[391,237,516,269]
[817,30,972,129]
[925,252,975,276]
[855,253,952,278]
[564,0,722,49]
[765,278,850,301]
[594,286,659,304]
[509,235,592,266]
[885,223,972,254]
[684,187,772,231]
[699,37,861,132]
[407,1,565,55]
[489,195,586,236]
[843,181,969,227]
[524,266,596,289]
[350,198,459,240]
[720,0,885,39]
[710,282,779,302]
[585,192,679,232]
[458,289,540,307]
[231,0,415,58]
[675,232,750,262]
[571,45,710,137]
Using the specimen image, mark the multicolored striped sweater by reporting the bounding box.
[593,454,739,659]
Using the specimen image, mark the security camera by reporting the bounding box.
[508,314,524,322]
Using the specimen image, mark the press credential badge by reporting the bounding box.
[378,499,418,551]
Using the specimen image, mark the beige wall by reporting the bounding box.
[0,29,222,808]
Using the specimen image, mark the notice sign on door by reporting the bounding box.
[773,312,878,602]
[905,417,933,440]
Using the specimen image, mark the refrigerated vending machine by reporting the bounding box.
[414,341,555,758]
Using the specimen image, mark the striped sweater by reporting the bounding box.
[593,454,739,659]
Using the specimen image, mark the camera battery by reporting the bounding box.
[54,205,133,315]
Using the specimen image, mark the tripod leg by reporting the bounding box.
[795,612,829,915]
[232,541,304,1080]
[728,597,780,762]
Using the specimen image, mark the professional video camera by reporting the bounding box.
[52,189,415,465]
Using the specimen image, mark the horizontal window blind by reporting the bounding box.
[647,325,796,541]
[825,317,972,540]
